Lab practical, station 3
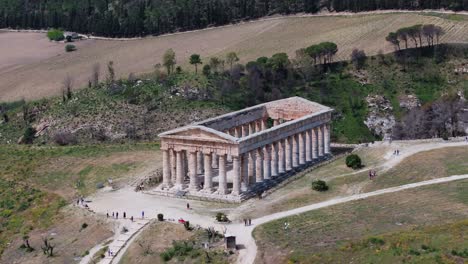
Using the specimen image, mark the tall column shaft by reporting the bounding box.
[188,151,198,190]
[218,155,227,194]
[256,148,264,182]
[175,151,184,188]
[325,123,331,154]
[248,151,255,184]
[292,134,299,167]
[170,149,176,183]
[318,125,324,156]
[271,142,279,177]
[305,130,312,162]
[299,132,306,165]
[203,153,213,192]
[162,149,172,188]
[261,119,267,130]
[273,119,279,126]
[241,154,249,191]
[285,136,292,171]
[242,124,249,137]
[255,120,262,132]
[312,128,318,159]
[263,145,271,180]
[232,156,241,195]
[249,122,255,134]
[278,139,285,173]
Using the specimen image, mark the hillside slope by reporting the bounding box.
[1,13,468,101]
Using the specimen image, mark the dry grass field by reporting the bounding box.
[1,13,468,102]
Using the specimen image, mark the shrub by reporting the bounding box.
[346,154,362,169]
[215,212,229,222]
[53,131,77,145]
[311,180,329,192]
[81,223,88,229]
[23,126,36,144]
[47,29,64,41]
[65,44,76,52]
[157,213,164,221]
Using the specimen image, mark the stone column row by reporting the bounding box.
[226,118,287,138]
[162,149,241,196]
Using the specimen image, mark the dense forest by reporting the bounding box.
[1,0,467,37]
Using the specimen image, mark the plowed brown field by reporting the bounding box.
[1,13,467,101]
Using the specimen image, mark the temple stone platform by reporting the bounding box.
[152,97,334,202]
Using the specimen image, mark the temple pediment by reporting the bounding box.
[159,125,237,143]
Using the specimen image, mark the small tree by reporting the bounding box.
[226,52,239,71]
[350,49,367,69]
[91,63,100,87]
[202,64,211,76]
[189,54,202,73]
[47,29,64,41]
[107,61,115,83]
[311,180,329,192]
[23,126,36,144]
[163,49,176,74]
[346,154,362,169]
[386,32,401,51]
[63,75,73,100]
[65,44,76,52]
[41,237,55,257]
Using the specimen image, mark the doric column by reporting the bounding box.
[312,128,318,159]
[306,130,312,162]
[188,151,198,191]
[325,123,331,154]
[249,122,256,134]
[242,124,249,137]
[218,154,227,194]
[255,120,262,132]
[235,127,241,138]
[183,151,188,179]
[162,149,172,189]
[292,134,299,168]
[175,151,185,189]
[197,151,204,174]
[232,156,241,195]
[248,151,255,184]
[255,148,264,182]
[271,142,279,177]
[318,125,324,156]
[278,139,285,174]
[299,132,306,165]
[273,119,279,126]
[261,119,268,130]
[170,149,176,183]
[203,153,213,192]
[211,153,218,169]
[263,144,271,180]
[285,136,292,171]
[241,154,249,191]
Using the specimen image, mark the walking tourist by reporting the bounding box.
[141,211,145,219]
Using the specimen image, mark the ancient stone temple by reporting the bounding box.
[156,97,333,202]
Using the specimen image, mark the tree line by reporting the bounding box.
[0,0,466,37]
[386,24,445,50]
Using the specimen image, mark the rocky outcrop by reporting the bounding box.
[399,94,421,110]
[364,95,395,140]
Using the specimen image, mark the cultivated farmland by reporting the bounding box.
[1,13,468,101]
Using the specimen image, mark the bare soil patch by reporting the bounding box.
[0,207,112,264]
[1,13,467,101]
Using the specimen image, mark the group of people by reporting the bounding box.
[369,169,377,180]
[393,149,401,156]
[243,218,252,226]
[106,210,145,221]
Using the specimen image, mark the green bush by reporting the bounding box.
[311,180,329,192]
[346,154,362,169]
[23,126,36,144]
[215,212,229,222]
[157,213,164,221]
[65,44,76,52]
[47,29,64,41]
